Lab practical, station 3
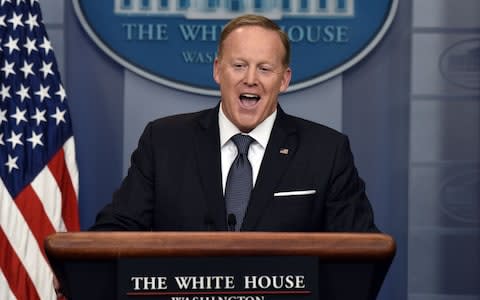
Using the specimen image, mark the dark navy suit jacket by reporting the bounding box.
[91,105,377,232]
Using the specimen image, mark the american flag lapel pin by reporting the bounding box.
[279,148,289,155]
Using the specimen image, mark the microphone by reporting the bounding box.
[227,214,237,232]
[204,215,214,231]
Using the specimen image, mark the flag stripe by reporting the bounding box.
[0,181,56,300]
[0,265,19,300]
[31,165,67,232]
[62,137,80,230]
[14,185,56,253]
[64,137,79,197]
[0,227,40,300]
[47,142,80,231]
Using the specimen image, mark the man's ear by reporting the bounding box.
[213,58,221,84]
[280,67,292,92]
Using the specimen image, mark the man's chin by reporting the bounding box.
[234,118,259,133]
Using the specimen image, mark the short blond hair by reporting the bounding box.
[217,14,291,67]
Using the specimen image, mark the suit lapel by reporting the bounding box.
[242,107,298,230]
[194,105,226,229]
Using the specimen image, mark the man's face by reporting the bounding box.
[213,26,291,132]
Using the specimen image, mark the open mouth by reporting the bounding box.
[239,93,261,108]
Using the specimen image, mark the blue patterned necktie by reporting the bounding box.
[225,134,255,231]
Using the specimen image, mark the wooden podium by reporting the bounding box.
[45,232,395,300]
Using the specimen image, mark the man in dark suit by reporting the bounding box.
[91,14,377,233]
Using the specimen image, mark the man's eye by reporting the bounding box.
[233,64,246,69]
[259,66,273,73]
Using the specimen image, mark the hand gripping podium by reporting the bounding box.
[45,232,395,300]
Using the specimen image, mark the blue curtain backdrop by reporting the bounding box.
[38,1,480,299]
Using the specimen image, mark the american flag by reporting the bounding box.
[0,0,80,299]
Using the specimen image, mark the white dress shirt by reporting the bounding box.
[218,104,277,195]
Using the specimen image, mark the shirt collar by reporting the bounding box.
[219,102,277,149]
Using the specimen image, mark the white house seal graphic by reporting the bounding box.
[74,0,398,96]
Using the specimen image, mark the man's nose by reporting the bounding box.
[244,66,258,85]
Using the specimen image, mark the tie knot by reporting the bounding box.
[231,134,254,155]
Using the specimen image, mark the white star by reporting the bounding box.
[5,155,19,173]
[1,0,12,5]
[51,107,66,125]
[31,108,46,125]
[10,107,27,125]
[1,60,15,78]
[34,84,50,102]
[20,61,35,79]
[7,12,23,30]
[27,131,43,149]
[39,37,53,55]
[3,36,19,54]
[39,61,54,78]
[0,84,11,101]
[16,84,31,102]
[0,15,6,27]
[0,133,4,146]
[24,13,38,31]
[23,37,37,55]
[0,108,6,124]
[55,84,67,102]
[6,131,23,150]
